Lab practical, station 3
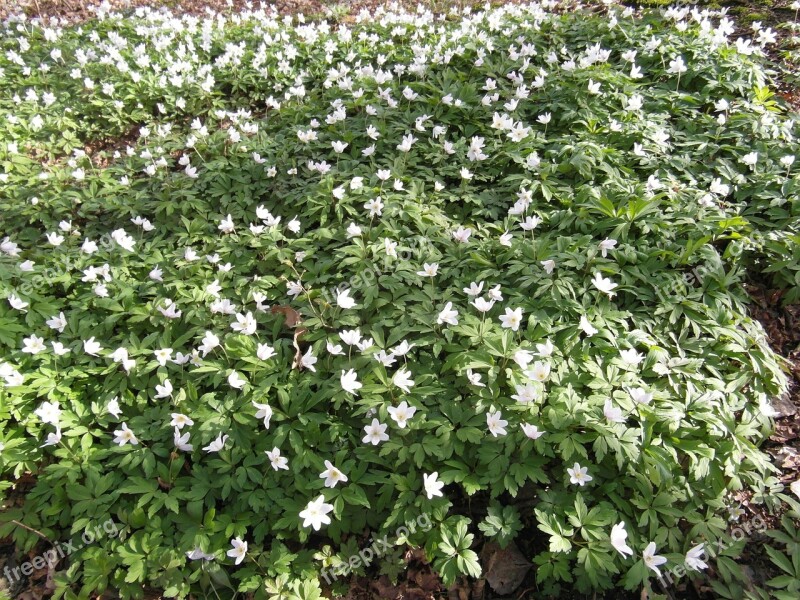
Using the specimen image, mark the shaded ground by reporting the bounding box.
[0,0,486,22]
[747,284,800,500]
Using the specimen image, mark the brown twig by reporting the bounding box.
[11,519,52,543]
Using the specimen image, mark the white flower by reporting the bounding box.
[113,423,138,446]
[228,371,247,389]
[599,238,617,257]
[299,495,334,530]
[336,288,357,309]
[499,307,524,331]
[206,280,222,298]
[742,151,758,168]
[626,94,643,111]
[340,369,362,395]
[287,281,304,297]
[170,413,194,430]
[416,263,439,277]
[35,401,61,425]
[0,238,20,257]
[643,542,667,575]
[423,472,444,499]
[149,266,163,281]
[154,348,172,367]
[610,523,633,558]
[219,215,235,233]
[320,460,348,488]
[520,215,542,231]
[155,378,173,398]
[620,349,645,366]
[604,401,625,423]
[300,347,317,372]
[729,505,745,521]
[46,232,64,246]
[466,369,485,387]
[521,423,544,439]
[541,260,555,274]
[629,387,653,404]
[463,281,484,297]
[339,329,362,347]
[111,229,135,251]
[41,428,62,447]
[174,428,193,451]
[362,419,389,445]
[525,361,550,383]
[397,133,417,152]
[452,227,472,243]
[685,543,708,571]
[392,368,414,393]
[257,343,277,361]
[437,302,459,326]
[231,312,257,335]
[512,349,534,369]
[253,402,273,428]
[567,463,592,486]
[472,297,495,313]
[486,410,508,437]
[227,538,248,565]
[186,547,214,561]
[203,433,229,453]
[9,294,29,312]
[512,383,538,404]
[46,312,67,333]
[667,56,687,75]
[364,198,384,217]
[199,331,220,356]
[22,335,46,354]
[266,447,289,470]
[391,340,413,357]
[591,272,618,298]
[388,401,417,428]
[107,397,122,418]
[83,337,103,356]
[579,315,598,336]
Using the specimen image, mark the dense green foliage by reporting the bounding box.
[0,2,799,599]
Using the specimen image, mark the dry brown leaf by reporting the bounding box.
[482,542,530,595]
[271,305,303,328]
[291,327,309,370]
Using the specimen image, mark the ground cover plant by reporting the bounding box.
[1,1,800,598]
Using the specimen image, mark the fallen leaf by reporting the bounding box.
[290,327,308,370]
[271,305,302,328]
[481,542,530,595]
